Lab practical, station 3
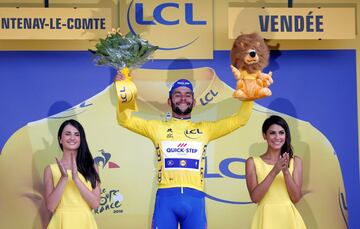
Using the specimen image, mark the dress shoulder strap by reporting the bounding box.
[251,156,262,168]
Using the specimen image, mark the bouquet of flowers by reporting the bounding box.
[90,29,158,110]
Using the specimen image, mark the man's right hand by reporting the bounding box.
[114,69,126,81]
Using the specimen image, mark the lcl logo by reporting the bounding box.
[200,90,219,106]
[119,86,134,104]
[134,2,206,25]
[127,0,207,50]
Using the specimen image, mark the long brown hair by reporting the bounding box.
[58,119,100,188]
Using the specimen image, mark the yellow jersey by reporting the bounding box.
[117,97,253,191]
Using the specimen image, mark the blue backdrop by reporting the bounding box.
[0,50,358,227]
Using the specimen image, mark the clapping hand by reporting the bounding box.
[281,152,290,173]
[56,157,68,178]
[273,153,289,175]
[71,153,79,180]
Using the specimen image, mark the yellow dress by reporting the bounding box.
[251,157,306,229]
[47,164,98,229]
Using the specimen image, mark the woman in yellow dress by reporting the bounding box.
[245,115,306,229]
[43,119,100,229]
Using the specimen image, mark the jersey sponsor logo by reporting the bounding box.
[166,128,173,138]
[165,158,199,169]
[180,159,187,166]
[184,128,203,139]
[177,142,187,147]
[162,141,202,170]
[167,159,175,166]
[165,142,198,154]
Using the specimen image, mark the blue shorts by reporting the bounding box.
[152,187,207,229]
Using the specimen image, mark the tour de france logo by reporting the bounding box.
[95,188,124,214]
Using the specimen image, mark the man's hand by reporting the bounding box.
[114,69,127,81]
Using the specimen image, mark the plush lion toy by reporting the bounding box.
[230,33,273,100]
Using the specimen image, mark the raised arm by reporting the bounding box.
[115,70,151,137]
[282,156,303,203]
[116,104,151,137]
[207,100,253,140]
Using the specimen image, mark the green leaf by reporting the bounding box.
[90,31,159,69]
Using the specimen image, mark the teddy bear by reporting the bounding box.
[230,33,273,100]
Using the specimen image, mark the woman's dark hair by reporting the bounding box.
[58,119,100,188]
[262,115,293,158]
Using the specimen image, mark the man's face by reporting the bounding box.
[168,86,195,116]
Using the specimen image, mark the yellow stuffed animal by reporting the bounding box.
[230,33,273,100]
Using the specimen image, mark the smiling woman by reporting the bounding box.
[43,119,101,229]
[245,115,306,229]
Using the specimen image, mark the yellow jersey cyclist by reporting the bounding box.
[115,72,253,229]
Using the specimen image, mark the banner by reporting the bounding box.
[120,0,213,59]
[228,7,356,39]
[0,8,111,40]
